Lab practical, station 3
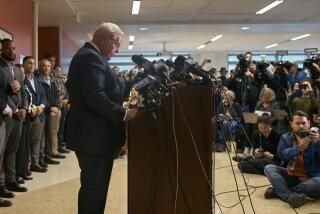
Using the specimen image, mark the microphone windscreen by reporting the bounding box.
[132,55,145,67]
[165,60,175,68]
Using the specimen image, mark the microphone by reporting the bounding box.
[174,55,186,70]
[131,55,146,67]
[165,60,176,68]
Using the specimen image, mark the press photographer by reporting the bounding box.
[264,111,320,208]
[271,61,291,107]
[303,56,320,80]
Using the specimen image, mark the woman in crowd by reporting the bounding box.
[215,90,243,152]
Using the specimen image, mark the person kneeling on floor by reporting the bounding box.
[235,115,281,175]
[264,111,320,208]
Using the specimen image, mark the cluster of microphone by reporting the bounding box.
[130,55,213,117]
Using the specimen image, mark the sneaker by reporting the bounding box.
[264,187,277,199]
[287,194,306,208]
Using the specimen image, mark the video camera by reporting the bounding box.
[303,57,320,70]
[236,53,252,78]
[271,61,292,74]
[256,61,270,71]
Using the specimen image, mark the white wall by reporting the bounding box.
[191,51,228,71]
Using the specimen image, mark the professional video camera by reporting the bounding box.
[271,61,292,74]
[236,53,252,78]
[303,56,320,80]
[255,61,270,85]
[303,57,320,70]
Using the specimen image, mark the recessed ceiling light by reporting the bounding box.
[265,43,279,49]
[139,27,148,31]
[128,45,133,50]
[210,35,223,42]
[256,0,284,15]
[290,34,311,41]
[132,1,141,15]
[241,27,250,30]
[197,44,206,49]
[129,35,135,42]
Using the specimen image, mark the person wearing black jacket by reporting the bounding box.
[0,69,13,207]
[66,22,138,213]
[21,56,48,173]
[236,115,281,175]
[0,39,28,193]
[215,90,243,152]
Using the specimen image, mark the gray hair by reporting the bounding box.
[93,22,124,40]
[225,90,235,101]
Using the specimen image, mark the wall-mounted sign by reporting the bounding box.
[276,50,288,56]
[304,48,318,54]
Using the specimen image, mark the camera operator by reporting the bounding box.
[225,70,242,104]
[243,61,261,112]
[264,111,320,208]
[287,63,307,90]
[272,62,290,108]
[235,115,281,175]
[287,80,319,117]
[305,57,320,81]
[256,61,275,90]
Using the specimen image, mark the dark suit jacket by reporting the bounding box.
[0,57,28,112]
[25,76,48,121]
[0,71,8,125]
[66,42,126,156]
[39,75,60,114]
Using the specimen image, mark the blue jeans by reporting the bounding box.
[221,120,237,142]
[264,164,320,201]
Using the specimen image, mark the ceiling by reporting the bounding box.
[38,0,320,53]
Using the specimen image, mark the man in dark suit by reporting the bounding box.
[67,22,138,214]
[39,59,63,165]
[0,67,13,207]
[22,56,48,173]
[0,39,28,193]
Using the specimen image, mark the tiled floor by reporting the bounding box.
[1,152,319,214]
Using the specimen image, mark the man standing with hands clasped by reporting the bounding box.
[66,22,138,214]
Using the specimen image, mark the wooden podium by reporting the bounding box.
[128,84,213,214]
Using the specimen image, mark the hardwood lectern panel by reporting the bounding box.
[128,84,213,214]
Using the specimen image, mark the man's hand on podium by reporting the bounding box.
[125,109,140,121]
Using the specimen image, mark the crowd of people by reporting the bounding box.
[0,38,74,207]
[212,52,320,208]
[1,35,320,210]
